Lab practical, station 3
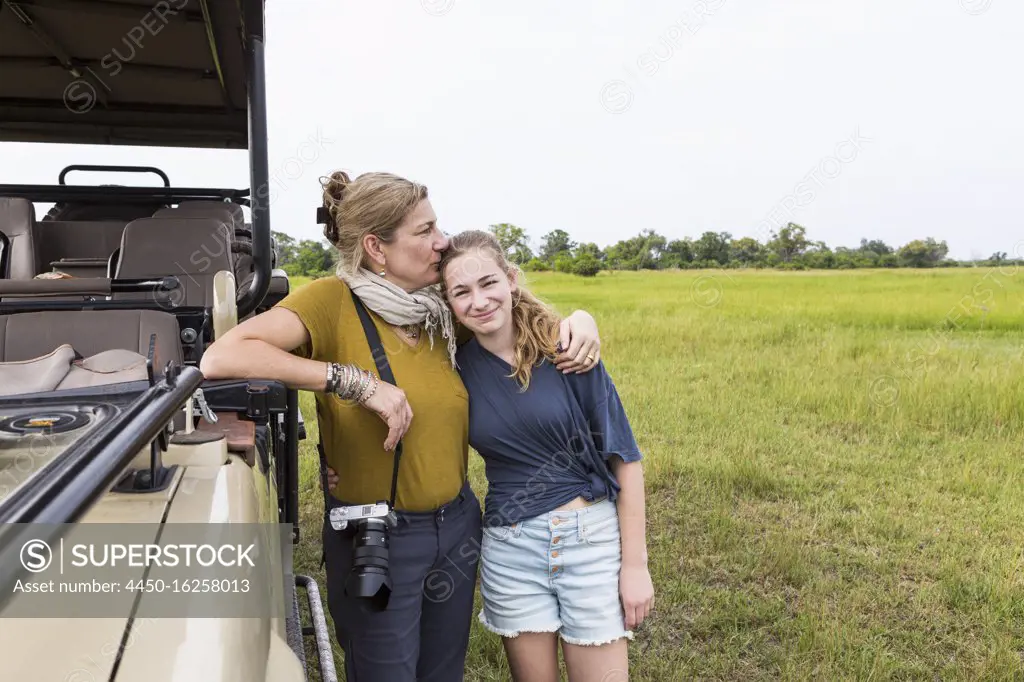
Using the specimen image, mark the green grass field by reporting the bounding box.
[292,268,1024,681]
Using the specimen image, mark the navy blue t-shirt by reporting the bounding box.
[455,338,643,527]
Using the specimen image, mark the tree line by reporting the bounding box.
[272,223,1017,278]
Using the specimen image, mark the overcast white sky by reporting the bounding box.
[5,0,1022,260]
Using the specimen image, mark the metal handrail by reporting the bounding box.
[0,365,203,612]
[58,165,171,187]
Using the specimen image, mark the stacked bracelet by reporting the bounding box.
[324,362,339,394]
[359,373,380,403]
[326,362,379,403]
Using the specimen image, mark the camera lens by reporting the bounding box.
[345,518,392,612]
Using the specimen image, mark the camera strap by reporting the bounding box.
[315,290,403,503]
[315,290,404,569]
[350,289,403,510]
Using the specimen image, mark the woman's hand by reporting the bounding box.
[620,563,655,630]
[358,380,413,450]
[325,466,339,491]
[555,310,601,373]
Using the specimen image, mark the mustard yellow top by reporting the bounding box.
[276,276,468,512]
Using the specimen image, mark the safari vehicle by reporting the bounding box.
[0,1,336,680]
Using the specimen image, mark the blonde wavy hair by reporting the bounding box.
[320,170,428,277]
[439,230,562,389]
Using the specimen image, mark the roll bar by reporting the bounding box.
[58,165,171,187]
[0,185,249,204]
[237,34,272,318]
[0,276,180,299]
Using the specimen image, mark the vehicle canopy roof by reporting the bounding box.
[0,0,266,149]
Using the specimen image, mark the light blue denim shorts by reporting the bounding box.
[478,497,633,646]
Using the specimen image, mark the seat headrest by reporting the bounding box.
[0,198,34,233]
[0,198,38,278]
[116,217,233,277]
[153,201,244,231]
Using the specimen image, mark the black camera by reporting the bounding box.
[329,501,399,612]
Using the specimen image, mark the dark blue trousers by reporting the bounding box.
[322,481,483,681]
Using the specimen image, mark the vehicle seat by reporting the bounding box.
[0,344,151,396]
[0,198,38,279]
[0,309,183,370]
[34,221,128,278]
[113,217,233,307]
[153,201,254,290]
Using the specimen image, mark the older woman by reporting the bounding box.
[199,170,602,682]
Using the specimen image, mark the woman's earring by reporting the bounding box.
[379,269,386,276]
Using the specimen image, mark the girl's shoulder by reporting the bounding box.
[559,358,618,410]
[562,358,611,389]
[454,336,482,367]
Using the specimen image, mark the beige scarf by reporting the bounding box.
[338,268,458,366]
